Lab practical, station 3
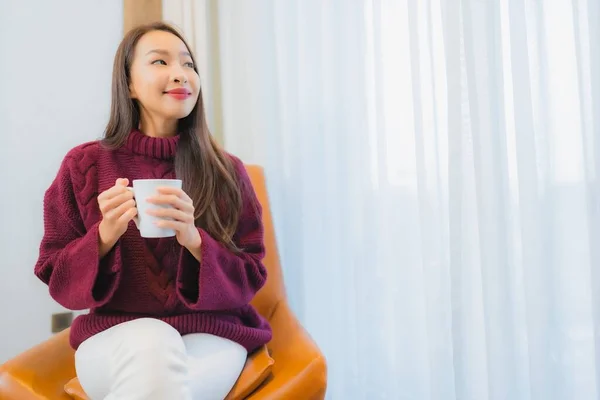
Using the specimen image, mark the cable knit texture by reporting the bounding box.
[34,129,272,352]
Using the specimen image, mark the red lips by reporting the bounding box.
[164,88,192,100]
[165,88,191,95]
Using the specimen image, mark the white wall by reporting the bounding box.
[0,0,123,362]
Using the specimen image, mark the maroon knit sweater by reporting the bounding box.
[34,129,272,352]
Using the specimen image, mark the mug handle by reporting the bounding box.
[126,187,140,229]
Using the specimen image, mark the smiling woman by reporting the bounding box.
[102,23,244,252]
[29,21,271,400]
[128,32,200,135]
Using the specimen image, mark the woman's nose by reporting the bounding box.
[171,65,188,84]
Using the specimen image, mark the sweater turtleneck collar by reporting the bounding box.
[124,129,179,160]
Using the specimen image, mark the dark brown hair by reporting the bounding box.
[102,21,242,251]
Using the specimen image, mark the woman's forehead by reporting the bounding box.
[135,30,189,57]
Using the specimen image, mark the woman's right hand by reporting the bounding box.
[98,178,137,256]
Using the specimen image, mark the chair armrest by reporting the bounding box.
[249,301,327,400]
[0,373,46,400]
[0,329,75,400]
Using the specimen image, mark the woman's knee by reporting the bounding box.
[110,319,191,399]
[115,318,186,359]
[76,318,192,400]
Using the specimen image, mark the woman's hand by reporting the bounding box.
[98,178,137,257]
[146,187,202,251]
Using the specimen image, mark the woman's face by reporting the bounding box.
[129,30,200,123]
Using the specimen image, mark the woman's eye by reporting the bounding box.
[152,59,167,65]
[184,62,195,68]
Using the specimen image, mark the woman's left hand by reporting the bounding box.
[146,187,202,250]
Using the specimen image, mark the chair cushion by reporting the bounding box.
[225,345,274,399]
[64,377,87,400]
[64,344,274,400]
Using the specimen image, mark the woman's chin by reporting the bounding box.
[162,109,194,121]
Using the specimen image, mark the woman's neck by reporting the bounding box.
[139,110,177,138]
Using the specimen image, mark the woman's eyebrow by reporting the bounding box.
[145,49,192,57]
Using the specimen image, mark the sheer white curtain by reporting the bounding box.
[164,1,600,399]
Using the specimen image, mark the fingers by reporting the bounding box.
[146,207,194,223]
[156,187,193,203]
[147,194,194,212]
[99,190,134,216]
[154,219,188,232]
[105,198,136,221]
[117,205,138,224]
[116,178,129,187]
[98,185,125,202]
[97,178,130,202]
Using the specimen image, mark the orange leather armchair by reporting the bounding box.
[0,165,327,400]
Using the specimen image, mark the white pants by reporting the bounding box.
[74,318,247,400]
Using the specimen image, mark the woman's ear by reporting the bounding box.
[129,83,137,99]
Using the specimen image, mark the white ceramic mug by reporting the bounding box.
[127,179,183,238]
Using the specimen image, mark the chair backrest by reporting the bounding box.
[245,165,286,320]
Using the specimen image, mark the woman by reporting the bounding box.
[34,22,271,400]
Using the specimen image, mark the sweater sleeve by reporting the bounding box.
[34,153,122,310]
[176,161,267,311]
